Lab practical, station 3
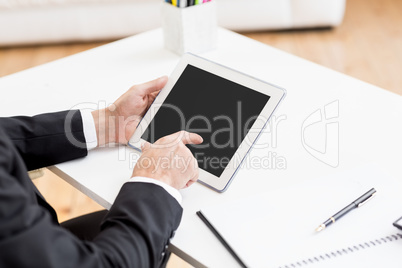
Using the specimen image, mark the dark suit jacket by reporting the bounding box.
[0,110,182,267]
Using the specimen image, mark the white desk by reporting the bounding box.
[1,28,402,267]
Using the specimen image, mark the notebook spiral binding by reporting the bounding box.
[279,233,402,268]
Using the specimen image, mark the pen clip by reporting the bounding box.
[358,192,377,207]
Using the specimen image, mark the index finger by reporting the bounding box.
[181,131,203,145]
[168,131,204,145]
[140,140,152,152]
[154,131,203,148]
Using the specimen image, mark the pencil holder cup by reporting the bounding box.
[161,1,218,55]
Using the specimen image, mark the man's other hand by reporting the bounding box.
[92,76,168,146]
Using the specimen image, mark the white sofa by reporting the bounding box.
[0,0,346,46]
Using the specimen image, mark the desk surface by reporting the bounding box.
[1,28,402,267]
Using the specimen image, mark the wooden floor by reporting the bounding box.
[1,0,401,267]
[243,0,402,96]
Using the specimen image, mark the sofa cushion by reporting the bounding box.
[0,0,346,46]
[0,0,137,9]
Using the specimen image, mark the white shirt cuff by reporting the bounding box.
[80,110,98,151]
[128,177,182,205]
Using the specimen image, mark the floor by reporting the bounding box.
[1,0,401,267]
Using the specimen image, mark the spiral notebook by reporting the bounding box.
[200,166,402,267]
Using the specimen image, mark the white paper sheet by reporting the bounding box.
[201,165,402,267]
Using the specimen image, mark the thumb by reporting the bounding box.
[137,76,168,96]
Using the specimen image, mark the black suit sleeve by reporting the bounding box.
[0,110,87,170]
[0,127,183,268]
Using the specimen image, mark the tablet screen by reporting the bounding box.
[141,64,270,177]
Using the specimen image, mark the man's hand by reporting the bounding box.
[92,76,168,146]
[132,131,203,190]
